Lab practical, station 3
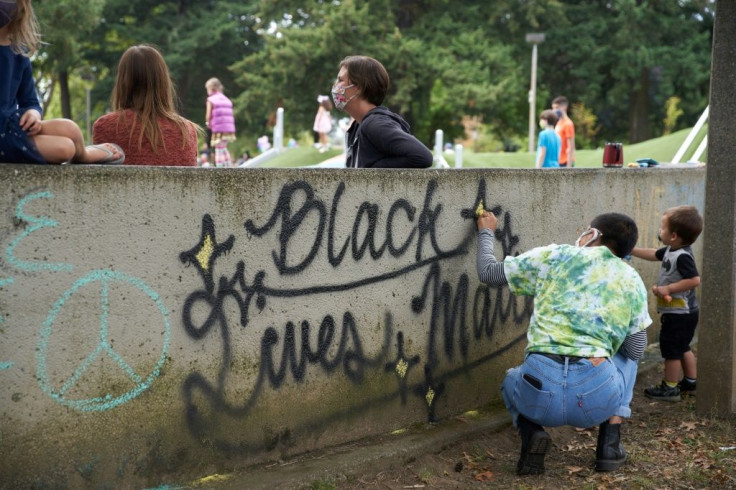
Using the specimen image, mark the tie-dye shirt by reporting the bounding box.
[504,244,651,358]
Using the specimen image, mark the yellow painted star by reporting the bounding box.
[425,387,435,407]
[475,200,485,217]
[395,358,408,378]
[195,234,215,271]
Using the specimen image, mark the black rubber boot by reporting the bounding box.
[516,414,552,475]
[595,421,626,472]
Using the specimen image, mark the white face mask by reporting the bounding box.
[575,227,603,247]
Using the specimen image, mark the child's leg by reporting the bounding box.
[663,358,681,384]
[214,141,231,167]
[31,134,76,163]
[35,119,121,163]
[221,142,232,167]
[681,350,696,379]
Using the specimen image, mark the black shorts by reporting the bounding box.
[659,311,698,359]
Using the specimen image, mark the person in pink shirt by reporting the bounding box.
[205,78,236,167]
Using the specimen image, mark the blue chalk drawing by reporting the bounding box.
[6,191,73,272]
[36,269,170,411]
[0,361,13,370]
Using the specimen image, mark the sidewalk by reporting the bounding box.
[168,346,665,490]
[184,410,509,489]
[309,153,346,168]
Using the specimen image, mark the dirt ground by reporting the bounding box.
[336,362,736,489]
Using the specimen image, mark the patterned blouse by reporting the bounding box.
[503,243,651,358]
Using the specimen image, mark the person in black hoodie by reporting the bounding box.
[331,56,433,168]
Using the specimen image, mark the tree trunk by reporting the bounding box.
[41,79,56,116]
[59,70,71,120]
[628,68,651,143]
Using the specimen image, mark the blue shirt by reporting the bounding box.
[0,45,42,115]
[1,45,45,164]
[536,128,560,168]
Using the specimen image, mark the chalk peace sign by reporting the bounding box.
[36,270,170,412]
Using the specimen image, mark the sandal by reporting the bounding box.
[81,143,125,165]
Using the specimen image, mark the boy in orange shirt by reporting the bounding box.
[552,96,575,167]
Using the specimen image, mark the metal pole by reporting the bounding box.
[85,87,91,142]
[454,144,463,168]
[528,43,538,153]
[434,129,444,157]
[274,107,284,151]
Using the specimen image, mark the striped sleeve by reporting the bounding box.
[617,330,647,360]
[477,228,508,286]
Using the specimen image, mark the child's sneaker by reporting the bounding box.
[644,381,681,402]
[678,378,697,396]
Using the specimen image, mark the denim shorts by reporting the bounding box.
[501,352,636,428]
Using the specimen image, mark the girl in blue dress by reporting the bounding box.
[0,0,124,164]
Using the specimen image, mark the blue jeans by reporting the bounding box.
[501,352,638,428]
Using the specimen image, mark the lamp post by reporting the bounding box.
[525,33,545,153]
[80,69,95,142]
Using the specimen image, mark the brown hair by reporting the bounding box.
[6,0,41,55]
[552,95,569,108]
[339,56,389,106]
[666,205,703,245]
[539,109,557,126]
[111,44,199,152]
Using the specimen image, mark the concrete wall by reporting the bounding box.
[0,165,704,487]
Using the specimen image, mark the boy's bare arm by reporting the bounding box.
[630,247,658,261]
[653,276,701,298]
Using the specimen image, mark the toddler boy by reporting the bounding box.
[631,205,703,401]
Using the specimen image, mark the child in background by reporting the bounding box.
[205,78,236,167]
[631,205,703,401]
[313,95,332,153]
[93,45,199,166]
[535,109,561,168]
[0,0,123,165]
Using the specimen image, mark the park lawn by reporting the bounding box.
[263,126,705,169]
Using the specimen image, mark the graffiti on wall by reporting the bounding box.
[179,178,533,452]
[0,190,170,410]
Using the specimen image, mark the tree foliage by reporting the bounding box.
[33,0,714,149]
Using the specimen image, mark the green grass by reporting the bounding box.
[261,126,706,169]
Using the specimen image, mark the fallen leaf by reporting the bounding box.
[474,471,494,482]
[566,466,584,475]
